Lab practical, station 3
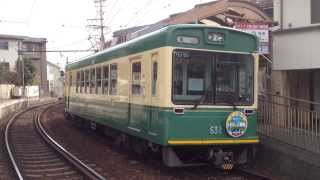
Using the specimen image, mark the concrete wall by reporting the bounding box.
[0,40,19,72]
[273,27,320,70]
[287,71,311,100]
[0,99,27,119]
[0,84,14,99]
[274,0,311,29]
[271,70,289,96]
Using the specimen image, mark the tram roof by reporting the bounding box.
[66,24,258,71]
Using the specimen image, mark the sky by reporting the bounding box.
[0,0,214,68]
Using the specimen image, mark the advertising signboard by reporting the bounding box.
[234,23,269,54]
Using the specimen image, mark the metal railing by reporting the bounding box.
[258,92,320,154]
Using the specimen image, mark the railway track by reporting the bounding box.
[43,104,273,180]
[5,102,106,180]
[0,110,15,179]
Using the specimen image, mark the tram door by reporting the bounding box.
[128,57,148,132]
[66,73,72,109]
[148,53,159,134]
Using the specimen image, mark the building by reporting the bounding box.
[47,61,64,98]
[272,0,320,110]
[246,0,273,18]
[0,34,48,95]
[107,0,272,48]
[105,0,273,93]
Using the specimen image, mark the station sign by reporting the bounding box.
[234,23,270,54]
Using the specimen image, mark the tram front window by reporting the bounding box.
[172,50,254,106]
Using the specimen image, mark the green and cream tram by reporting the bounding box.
[65,24,259,169]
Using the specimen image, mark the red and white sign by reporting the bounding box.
[234,22,270,54]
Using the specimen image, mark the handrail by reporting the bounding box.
[259,91,320,106]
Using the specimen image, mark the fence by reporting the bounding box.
[0,84,14,99]
[258,92,320,154]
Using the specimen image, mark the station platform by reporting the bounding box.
[255,134,320,180]
[0,97,53,119]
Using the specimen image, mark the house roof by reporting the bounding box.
[109,0,273,43]
[0,34,46,43]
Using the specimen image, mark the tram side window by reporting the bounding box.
[96,67,102,94]
[102,65,109,94]
[80,70,84,93]
[90,68,96,94]
[85,69,89,93]
[110,64,117,95]
[76,71,80,93]
[152,61,158,96]
[132,62,141,95]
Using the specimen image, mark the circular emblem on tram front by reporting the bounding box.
[225,111,248,138]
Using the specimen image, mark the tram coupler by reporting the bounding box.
[221,161,234,171]
[212,150,234,170]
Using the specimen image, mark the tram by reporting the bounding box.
[64,24,259,169]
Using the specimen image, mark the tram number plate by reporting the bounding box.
[209,125,223,135]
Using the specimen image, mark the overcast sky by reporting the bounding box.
[0,0,214,68]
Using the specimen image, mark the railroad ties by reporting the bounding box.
[0,113,14,179]
[5,103,106,180]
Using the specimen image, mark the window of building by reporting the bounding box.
[90,68,96,94]
[85,69,89,93]
[102,65,109,94]
[96,67,102,94]
[76,71,80,93]
[311,0,320,24]
[80,71,84,93]
[152,60,158,96]
[132,62,141,95]
[110,64,117,95]
[0,41,9,50]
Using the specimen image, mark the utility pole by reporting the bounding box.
[98,0,105,50]
[18,41,25,97]
[87,0,108,51]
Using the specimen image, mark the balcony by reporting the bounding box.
[21,51,42,59]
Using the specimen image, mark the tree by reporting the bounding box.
[16,59,37,85]
[0,62,18,84]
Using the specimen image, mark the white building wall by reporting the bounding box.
[47,63,64,97]
[273,28,320,70]
[274,0,311,29]
[0,40,19,71]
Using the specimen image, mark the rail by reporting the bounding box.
[36,105,106,180]
[5,102,54,180]
[5,101,106,180]
[258,92,320,154]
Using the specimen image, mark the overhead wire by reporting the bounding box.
[106,0,134,26]
[133,0,170,26]
[122,0,154,28]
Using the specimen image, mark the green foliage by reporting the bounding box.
[0,63,18,84]
[16,59,37,85]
